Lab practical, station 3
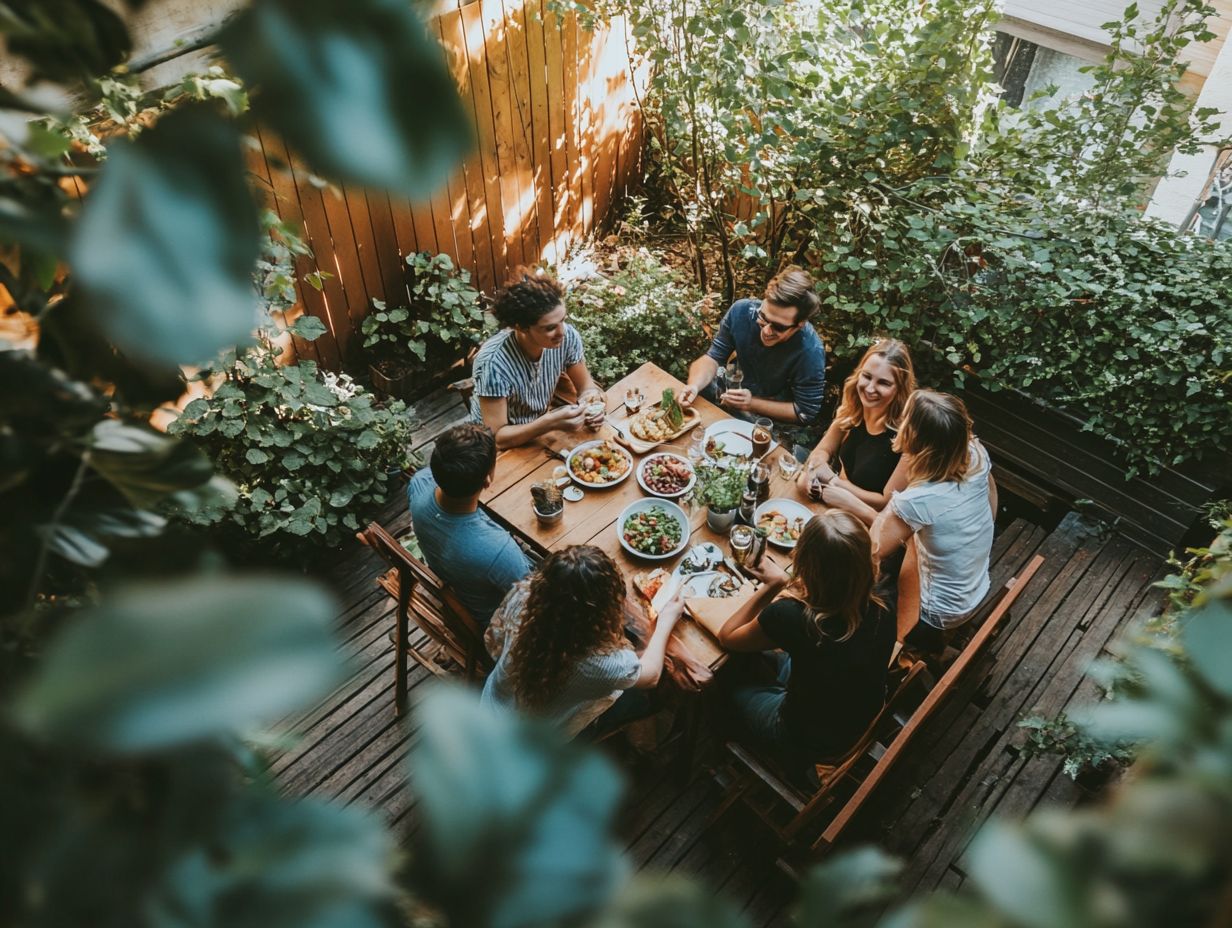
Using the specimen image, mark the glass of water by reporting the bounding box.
[687,430,706,465]
[777,450,801,481]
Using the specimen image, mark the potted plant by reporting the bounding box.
[361,251,490,400]
[695,463,748,532]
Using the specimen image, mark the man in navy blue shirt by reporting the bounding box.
[679,266,826,434]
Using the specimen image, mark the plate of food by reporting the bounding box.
[754,498,813,549]
[622,388,702,451]
[566,440,632,488]
[637,452,696,498]
[618,498,690,560]
[703,419,755,461]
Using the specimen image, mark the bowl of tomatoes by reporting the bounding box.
[566,440,633,488]
[636,452,696,498]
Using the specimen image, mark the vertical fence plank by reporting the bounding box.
[256,3,641,370]
[524,0,556,265]
[542,0,570,265]
[246,128,319,364]
[458,0,507,290]
[481,0,527,270]
[561,9,585,246]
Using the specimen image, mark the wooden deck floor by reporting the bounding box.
[270,387,1167,923]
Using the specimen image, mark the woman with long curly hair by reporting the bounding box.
[800,338,916,525]
[470,266,603,449]
[717,511,898,775]
[482,545,683,735]
[872,390,997,648]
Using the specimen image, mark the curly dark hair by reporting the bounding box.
[491,266,565,329]
[506,545,628,712]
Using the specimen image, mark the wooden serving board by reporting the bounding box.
[610,404,703,454]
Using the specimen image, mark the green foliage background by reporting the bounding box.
[570,0,1231,473]
[566,246,716,384]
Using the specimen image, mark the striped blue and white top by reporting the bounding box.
[469,325,585,425]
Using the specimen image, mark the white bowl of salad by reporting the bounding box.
[617,498,690,560]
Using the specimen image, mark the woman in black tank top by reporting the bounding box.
[800,339,916,526]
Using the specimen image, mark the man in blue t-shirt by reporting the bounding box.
[406,423,532,628]
[678,266,826,435]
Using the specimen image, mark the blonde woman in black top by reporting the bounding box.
[800,339,916,525]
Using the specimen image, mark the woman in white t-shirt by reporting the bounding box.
[871,390,997,651]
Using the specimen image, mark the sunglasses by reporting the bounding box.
[755,309,797,335]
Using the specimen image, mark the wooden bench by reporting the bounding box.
[712,555,1045,858]
[356,522,492,717]
[957,381,1223,556]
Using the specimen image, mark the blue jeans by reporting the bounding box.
[728,651,793,756]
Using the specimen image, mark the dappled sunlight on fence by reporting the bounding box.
[246,0,646,370]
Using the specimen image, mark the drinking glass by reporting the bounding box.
[725,359,744,391]
[750,460,771,503]
[686,430,706,465]
[751,416,773,458]
[777,450,801,481]
[579,386,606,431]
[729,524,754,565]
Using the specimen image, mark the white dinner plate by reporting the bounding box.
[753,498,815,549]
[702,419,755,460]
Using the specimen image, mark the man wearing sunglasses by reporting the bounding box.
[679,266,826,447]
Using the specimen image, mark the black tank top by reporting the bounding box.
[838,422,900,492]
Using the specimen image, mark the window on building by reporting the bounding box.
[992,32,1097,110]
[1183,148,1232,241]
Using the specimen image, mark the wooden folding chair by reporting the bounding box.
[710,660,930,846]
[356,522,493,716]
[807,553,1045,856]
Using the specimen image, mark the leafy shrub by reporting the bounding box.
[361,251,488,376]
[589,0,1229,473]
[566,248,714,383]
[168,320,415,560]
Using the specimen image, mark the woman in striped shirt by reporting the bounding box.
[471,268,601,449]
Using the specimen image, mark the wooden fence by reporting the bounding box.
[246,0,646,371]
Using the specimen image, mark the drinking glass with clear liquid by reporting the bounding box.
[749,460,771,504]
[729,524,754,565]
[777,450,801,480]
[725,360,744,391]
[687,431,706,465]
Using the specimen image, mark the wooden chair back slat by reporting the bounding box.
[358,521,493,715]
[812,554,1045,853]
[716,662,929,844]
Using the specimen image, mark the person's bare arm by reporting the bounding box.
[988,471,999,519]
[565,359,596,400]
[678,355,719,406]
[718,558,787,651]
[830,453,911,513]
[478,395,586,450]
[871,506,913,564]
[634,592,684,688]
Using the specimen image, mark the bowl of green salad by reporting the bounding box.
[617,498,690,560]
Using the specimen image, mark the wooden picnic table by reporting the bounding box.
[480,362,817,672]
